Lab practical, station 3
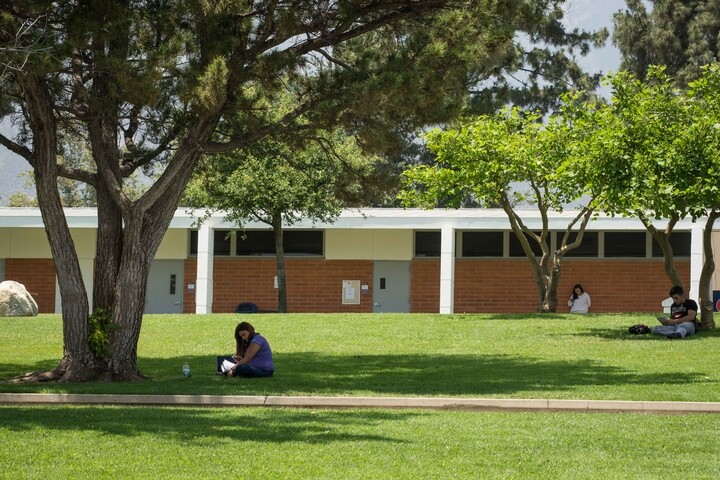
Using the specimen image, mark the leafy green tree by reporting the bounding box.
[613,0,720,88]
[584,66,720,328]
[613,0,720,327]
[184,132,375,313]
[401,107,601,312]
[684,65,720,328]
[0,1,607,382]
[6,192,38,207]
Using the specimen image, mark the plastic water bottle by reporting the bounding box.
[182,363,191,378]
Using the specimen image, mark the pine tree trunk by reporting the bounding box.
[15,76,220,381]
[19,75,97,382]
[105,221,155,380]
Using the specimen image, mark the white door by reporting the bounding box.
[145,260,184,314]
[372,261,410,313]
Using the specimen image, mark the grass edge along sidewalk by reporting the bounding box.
[2,393,720,414]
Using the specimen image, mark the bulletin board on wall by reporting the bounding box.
[342,280,361,305]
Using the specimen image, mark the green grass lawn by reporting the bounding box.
[1,313,718,401]
[0,404,719,479]
[1,313,719,479]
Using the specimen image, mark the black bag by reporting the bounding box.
[628,324,651,335]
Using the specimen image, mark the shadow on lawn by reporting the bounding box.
[260,352,705,396]
[0,405,415,444]
[1,350,707,397]
[573,327,720,341]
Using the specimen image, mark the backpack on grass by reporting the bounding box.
[628,324,651,335]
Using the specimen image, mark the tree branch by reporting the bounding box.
[0,132,33,164]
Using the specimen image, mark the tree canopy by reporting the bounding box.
[585,65,720,327]
[0,1,608,382]
[184,131,374,312]
[401,107,600,312]
[613,0,720,88]
[401,64,720,322]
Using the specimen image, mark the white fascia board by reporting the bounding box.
[0,207,706,231]
[0,207,98,228]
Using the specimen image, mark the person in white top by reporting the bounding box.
[568,284,591,313]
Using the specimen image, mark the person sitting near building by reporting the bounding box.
[653,285,698,339]
[216,321,274,377]
[568,284,591,313]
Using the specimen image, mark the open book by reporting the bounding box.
[220,359,236,374]
[656,315,669,325]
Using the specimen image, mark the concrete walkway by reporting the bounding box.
[2,393,720,414]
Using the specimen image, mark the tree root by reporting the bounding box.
[9,360,148,383]
[8,369,62,383]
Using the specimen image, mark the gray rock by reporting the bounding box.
[0,280,39,317]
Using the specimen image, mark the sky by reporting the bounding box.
[0,0,629,205]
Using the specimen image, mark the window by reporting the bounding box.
[284,230,323,256]
[214,230,232,256]
[236,231,274,255]
[652,231,691,257]
[462,231,503,257]
[190,229,323,256]
[236,230,323,256]
[509,231,544,257]
[604,231,646,257]
[188,230,232,256]
[189,230,198,255]
[560,231,599,257]
[415,231,441,257]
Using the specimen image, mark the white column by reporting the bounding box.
[439,225,455,314]
[195,223,214,314]
[690,224,704,300]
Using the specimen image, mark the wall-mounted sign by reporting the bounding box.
[342,280,361,305]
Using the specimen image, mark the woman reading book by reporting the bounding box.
[217,321,275,377]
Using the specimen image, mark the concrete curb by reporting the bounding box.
[2,393,720,414]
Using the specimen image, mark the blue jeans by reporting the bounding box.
[233,364,274,378]
[652,322,696,338]
[216,356,273,377]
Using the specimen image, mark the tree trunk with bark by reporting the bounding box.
[15,75,96,382]
[272,213,288,313]
[640,214,684,288]
[13,74,221,381]
[698,211,718,329]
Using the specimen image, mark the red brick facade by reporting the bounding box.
[4,258,56,313]
[182,256,690,314]
[183,259,197,313]
[411,258,691,313]
[184,257,373,313]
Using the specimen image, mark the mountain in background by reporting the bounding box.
[0,119,32,204]
[0,0,626,206]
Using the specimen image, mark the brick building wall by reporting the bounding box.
[4,258,56,313]
[184,256,691,314]
[183,259,197,313]
[410,259,440,312]
[411,258,691,313]
[184,257,373,313]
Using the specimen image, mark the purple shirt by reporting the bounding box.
[248,334,274,371]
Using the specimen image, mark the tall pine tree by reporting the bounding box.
[613,0,720,87]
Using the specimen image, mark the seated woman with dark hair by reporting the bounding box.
[568,283,591,313]
[217,321,274,377]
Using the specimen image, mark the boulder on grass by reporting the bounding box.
[0,280,39,317]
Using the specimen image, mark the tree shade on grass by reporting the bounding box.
[1,405,719,479]
[1,313,718,402]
